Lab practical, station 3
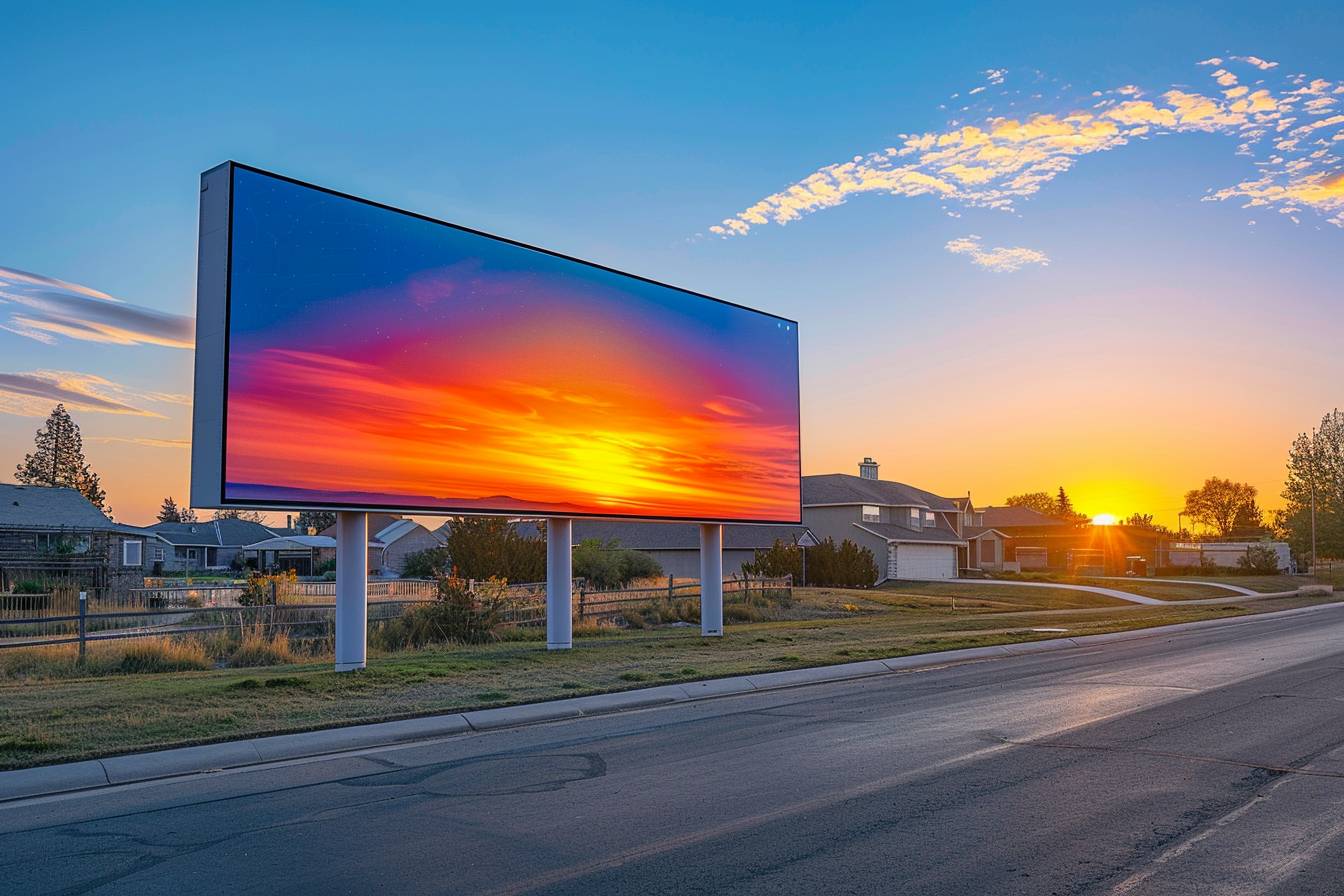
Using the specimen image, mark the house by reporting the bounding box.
[802,459,967,582]
[318,514,443,576]
[0,483,162,596]
[952,496,1011,573]
[978,506,1171,575]
[444,518,817,580]
[147,518,281,572]
[241,535,337,575]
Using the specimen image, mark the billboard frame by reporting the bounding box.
[192,161,802,525]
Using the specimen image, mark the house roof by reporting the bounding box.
[802,474,958,512]
[852,521,967,545]
[963,526,1009,540]
[373,518,424,545]
[978,506,1067,528]
[245,535,337,551]
[952,496,974,511]
[0,484,118,531]
[474,519,819,551]
[148,518,279,547]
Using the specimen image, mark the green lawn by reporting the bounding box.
[0,584,1334,771]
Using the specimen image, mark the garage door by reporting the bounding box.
[889,543,957,580]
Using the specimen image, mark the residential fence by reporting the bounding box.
[0,574,793,652]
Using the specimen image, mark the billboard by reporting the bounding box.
[192,163,801,524]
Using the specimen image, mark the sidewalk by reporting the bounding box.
[3,598,1339,805]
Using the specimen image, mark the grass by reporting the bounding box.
[0,583,1334,771]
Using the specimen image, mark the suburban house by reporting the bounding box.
[0,483,162,596]
[318,514,443,576]
[449,519,817,580]
[147,518,280,572]
[952,495,1011,573]
[242,534,337,576]
[802,458,967,582]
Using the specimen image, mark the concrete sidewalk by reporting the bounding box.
[2,597,1338,805]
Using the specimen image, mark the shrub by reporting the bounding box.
[12,579,50,595]
[239,570,297,605]
[229,627,295,667]
[805,537,878,587]
[742,539,804,581]
[573,539,663,589]
[443,517,546,582]
[373,575,507,649]
[400,546,451,580]
[1237,545,1283,574]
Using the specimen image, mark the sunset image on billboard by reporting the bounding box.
[221,167,801,523]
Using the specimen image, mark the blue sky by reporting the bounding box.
[2,2,1341,524]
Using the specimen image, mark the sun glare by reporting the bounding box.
[1092,513,1118,526]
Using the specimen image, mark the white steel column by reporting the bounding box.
[335,511,368,671]
[547,517,573,650]
[700,523,723,637]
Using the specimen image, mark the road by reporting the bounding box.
[4,605,1344,895]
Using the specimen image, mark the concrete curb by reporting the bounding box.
[2,596,1339,804]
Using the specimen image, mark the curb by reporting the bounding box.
[2,597,1339,804]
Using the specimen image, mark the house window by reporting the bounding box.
[964,512,973,527]
[122,540,143,567]
[152,545,165,562]
[924,511,936,527]
[34,533,91,554]
[862,505,881,522]
[909,508,921,528]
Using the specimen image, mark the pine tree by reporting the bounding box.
[1055,486,1075,519]
[157,497,197,523]
[15,404,110,514]
[158,496,183,522]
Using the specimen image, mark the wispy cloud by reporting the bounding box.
[945,235,1049,272]
[0,370,170,418]
[0,266,193,348]
[708,57,1344,239]
[87,436,190,449]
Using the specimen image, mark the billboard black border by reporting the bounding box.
[210,160,803,526]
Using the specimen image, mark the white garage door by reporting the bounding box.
[889,543,957,580]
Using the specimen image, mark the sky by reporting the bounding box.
[1,1,1340,528]
[222,166,799,522]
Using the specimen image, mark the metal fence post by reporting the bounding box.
[78,591,87,663]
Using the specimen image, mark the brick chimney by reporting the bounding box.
[859,457,879,480]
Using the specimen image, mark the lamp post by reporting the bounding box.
[1307,436,1318,575]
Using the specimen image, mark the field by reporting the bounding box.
[0,583,1335,771]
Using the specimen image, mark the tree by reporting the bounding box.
[1183,477,1259,537]
[156,497,198,523]
[401,545,452,579]
[1055,487,1075,519]
[1125,512,1156,528]
[212,508,267,524]
[295,510,336,535]
[803,537,877,587]
[14,404,109,514]
[1005,492,1057,517]
[442,517,546,582]
[572,539,663,589]
[742,538,805,582]
[1278,410,1344,565]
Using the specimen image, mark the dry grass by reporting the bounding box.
[228,628,295,668]
[0,583,1334,770]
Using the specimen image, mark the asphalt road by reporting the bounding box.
[5,606,1344,895]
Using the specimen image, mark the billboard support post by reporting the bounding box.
[547,518,573,650]
[700,523,723,637]
[335,511,368,671]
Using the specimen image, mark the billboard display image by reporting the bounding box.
[194,164,801,524]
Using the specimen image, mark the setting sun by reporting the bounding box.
[1092,513,1119,526]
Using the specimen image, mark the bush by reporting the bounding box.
[373,575,507,649]
[1238,545,1283,574]
[742,539,804,581]
[229,628,295,667]
[443,518,546,581]
[400,546,451,580]
[12,579,50,595]
[805,537,878,587]
[239,570,296,605]
[573,539,663,589]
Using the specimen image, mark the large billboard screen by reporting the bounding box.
[191,163,801,524]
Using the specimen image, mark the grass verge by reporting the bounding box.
[0,585,1335,771]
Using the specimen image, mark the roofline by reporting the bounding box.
[852,523,968,546]
[804,501,938,510]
